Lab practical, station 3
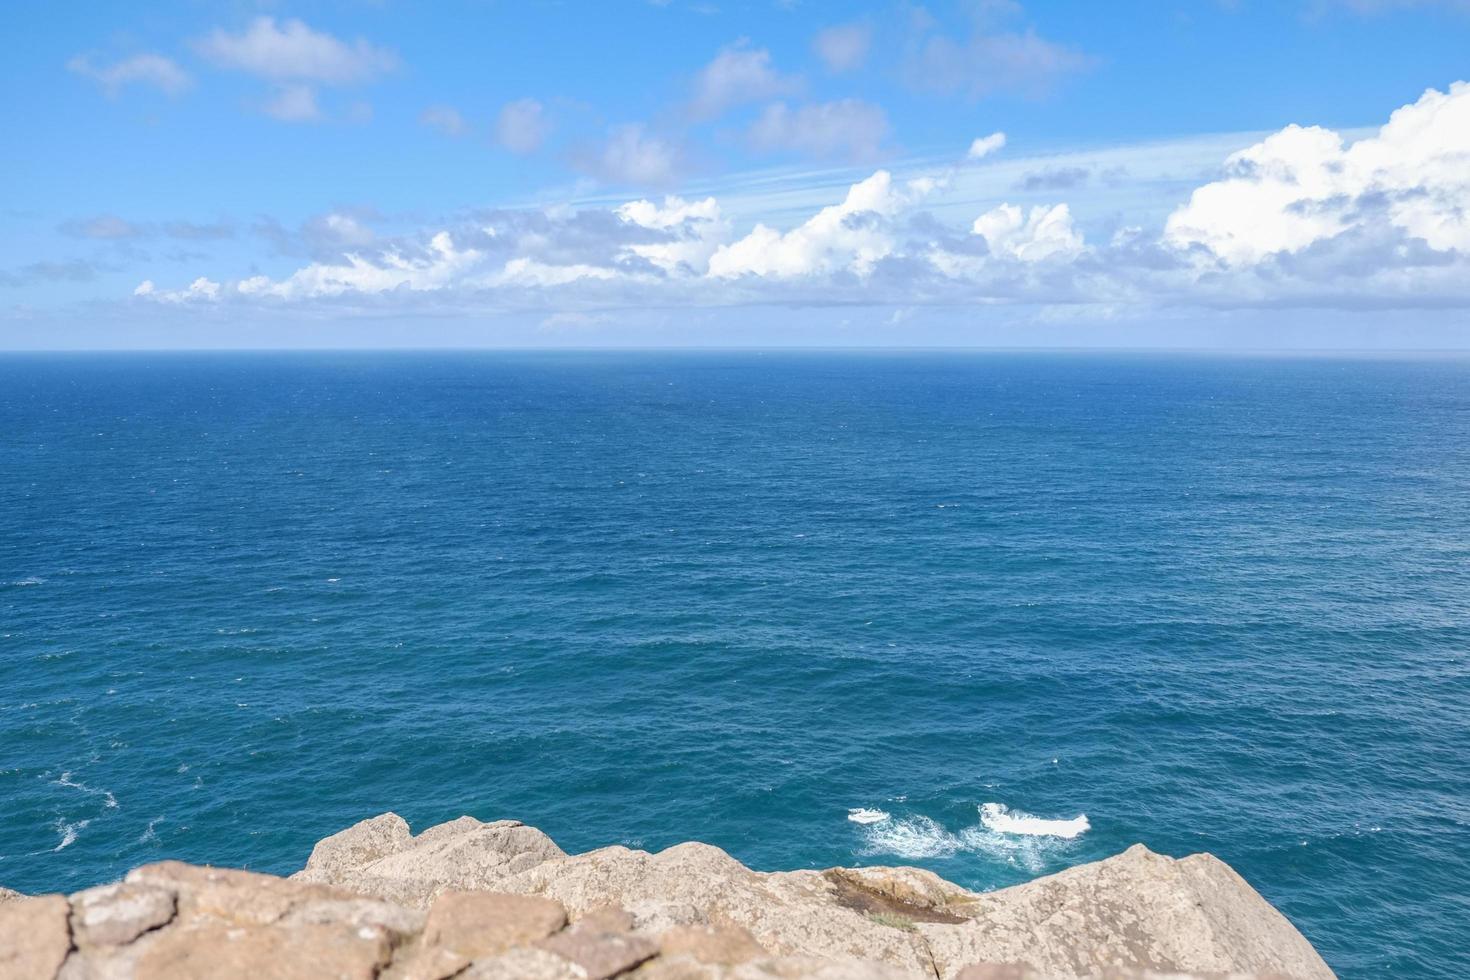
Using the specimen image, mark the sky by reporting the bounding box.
[3,0,1469,349]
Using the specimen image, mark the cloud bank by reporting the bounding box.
[133,82,1470,316]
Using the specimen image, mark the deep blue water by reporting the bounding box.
[2,351,1468,977]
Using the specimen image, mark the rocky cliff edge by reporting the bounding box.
[0,812,1335,980]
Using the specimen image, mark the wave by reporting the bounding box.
[860,815,962,859]
[980,802,1089,840]
[53,817,91,852]
[855,802,1090,872]
[53,771,119,809]
[9,577,44,587]
[847,807,891,825]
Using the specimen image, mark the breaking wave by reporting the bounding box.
[979,802,1090,839]
[854,803,1090,872]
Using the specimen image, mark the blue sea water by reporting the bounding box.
[2,351,1468,977]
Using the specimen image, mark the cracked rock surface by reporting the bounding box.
[0,813,1335,979]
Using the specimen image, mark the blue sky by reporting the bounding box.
[3,0,1469,348]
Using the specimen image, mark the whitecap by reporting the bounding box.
[856,804,1090,873]
[11,577,44,587]
[847,807,891,825]
[53,771,119,809]
[139,817,164,843]
[857,815,962,859]
[53,818,91,852]
[979,802,1089,839]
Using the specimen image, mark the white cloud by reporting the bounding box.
[971,203,1084,261]
[131,81,1470,315]
[497,99,550,154]
[1166,81,1470,265]
[195,17,397,84]
[967,132,1008,160]
[305,213,376,249]
[588,125,682,186]
[67,53,191,97]
[616,196,728,273]
[747,100,889,161]
[689,43,801,119]
[813,23,871,73]
[421,105,467,137]
[262,84,320,122]
[708,170,933,278]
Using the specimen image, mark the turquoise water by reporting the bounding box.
[2,351,1468,977]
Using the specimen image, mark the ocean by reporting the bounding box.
[2,351,1467,977]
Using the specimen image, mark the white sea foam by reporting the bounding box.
[858,815,961,859]
[855,802,1090,872]
[53,818,91,852]
[979,803,1090,839]
[11,577,44,587]
[54,771,119,809]
[847,807,891,825]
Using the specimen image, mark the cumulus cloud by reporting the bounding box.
[194,17,396,123]
[616,196,729,274]
[688,42,801,119]
[421,105,467,137]
[131,81,1470,316]
[971,203,1084,260]
[194,18,397,83]
[747,100,889,161]
[66,53,191,97]
[1165,81,1470,264]
[497,99,550,154]
[967,132,1008,160]
[813,23,871,73]
[708,170,936,278]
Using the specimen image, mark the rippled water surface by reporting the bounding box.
[3,352,1468,977]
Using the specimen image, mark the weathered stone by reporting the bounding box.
[382,944,472,980]
[284,895,425,941]
[1,814,1337,980]
[635,957,918,979]
[127,861,347,927]
[576,904,635,933]
[70,881,176,947]
[917,844,1334,980]
[501,840,935,974]
[294,817,567,910]
[537,919,659,979]
[300,812,413,879]
[420,891,567,959]
[134,920,391,980]
[0,886,27,904]
[0,894,71,980]
[460,945,582,979]
[658,923,767,965]
[954,965,1034,980]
